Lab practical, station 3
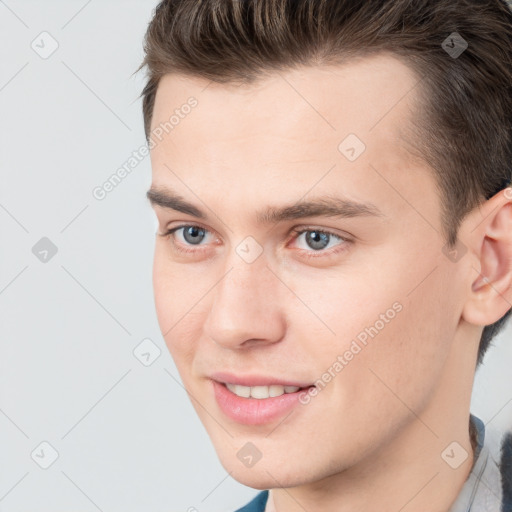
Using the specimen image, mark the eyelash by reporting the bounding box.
[159,224,351,259]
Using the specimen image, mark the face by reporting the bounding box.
[148,54,472,488]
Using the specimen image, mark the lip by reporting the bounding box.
[210,371,313,388]
[211,378,315,426]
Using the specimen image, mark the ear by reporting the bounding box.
[461,187,512,327]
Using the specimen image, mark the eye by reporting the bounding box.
[159,224,350,259]
[160,224,216,255]
[174,225,210,245]
[290,227,348,256]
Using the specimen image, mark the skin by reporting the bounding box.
[147,53,512,512]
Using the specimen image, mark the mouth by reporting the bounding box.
[223,382,311,399]
[210,376,316,425]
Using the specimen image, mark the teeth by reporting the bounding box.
[225,383,301,399]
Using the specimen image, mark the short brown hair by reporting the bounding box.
[136,0,512,366]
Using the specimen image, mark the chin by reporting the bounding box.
[231,472,273,490]
[218,452,315,489]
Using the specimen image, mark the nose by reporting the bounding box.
[203,252,286,350]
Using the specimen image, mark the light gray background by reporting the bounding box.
[0,1,511,511]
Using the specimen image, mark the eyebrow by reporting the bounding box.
[146,187,385,224]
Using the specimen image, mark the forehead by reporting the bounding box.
[148,53,434,222]
[151,53,420,132]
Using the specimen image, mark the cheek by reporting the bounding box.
[153,246,205,325]
[339,273,454,412]
[285,266,399,350]
[152,251,174,331]
[291,262,451,398]
[152,249,202,363]
[301,285,451,463]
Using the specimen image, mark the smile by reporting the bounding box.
[212,379,316,425]
[225,383,301,399]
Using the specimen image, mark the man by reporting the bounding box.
[137,1,512,510]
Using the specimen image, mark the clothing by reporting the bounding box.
[235,490,269,512]
[234,414,512,512]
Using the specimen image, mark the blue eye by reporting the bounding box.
[160,224,350,258]
[179,225,207,245]
[293,229,343,252]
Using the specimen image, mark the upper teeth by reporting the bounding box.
[225,383,301,399]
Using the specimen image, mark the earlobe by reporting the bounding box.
[462,191,512,326]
